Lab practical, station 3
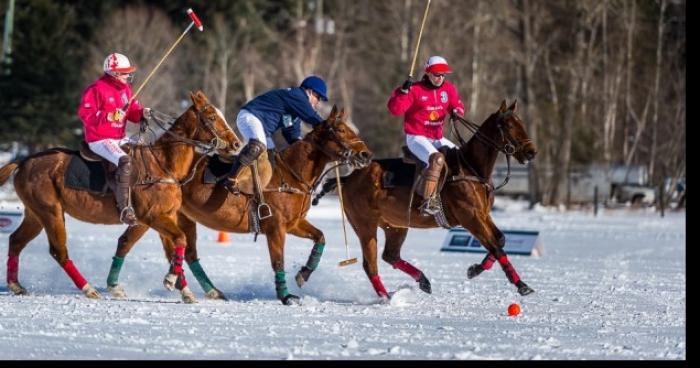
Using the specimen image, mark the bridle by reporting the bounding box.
[146,103,233,153]
[131,104,239,186]
[308,119,368,168]
[450,111,532,190]
[273,120,369,196]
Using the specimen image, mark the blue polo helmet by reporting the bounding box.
[300,75,328,101]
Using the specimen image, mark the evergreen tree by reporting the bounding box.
[0,0,84,152]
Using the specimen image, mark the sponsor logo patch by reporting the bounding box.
[440,91,448,103]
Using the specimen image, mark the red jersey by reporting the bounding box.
[387,78,465,140]
[78,75,144,143]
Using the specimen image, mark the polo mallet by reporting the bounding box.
[124,8,203,111]
[408,0,432,79]
[334,162,358,267]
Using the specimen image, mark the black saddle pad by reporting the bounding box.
[203,154,235,184]
[65,154,108,193]
[376,158,418,189]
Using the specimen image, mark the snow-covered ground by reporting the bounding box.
[0,196,685,360]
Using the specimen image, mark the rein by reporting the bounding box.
[449,113,530,191]
[268,124,366,196]
[130,106,232,186]
[270,147,349,196]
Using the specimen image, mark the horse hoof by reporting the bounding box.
[181,287,198,304]
[294,272,306,288]
[295,267,311,288]
[8,282,29,296]
[205,288,228,301]
[107,284,127,299]
[467,264,483,279]
[82,284,101,299]
[417,274,432,294]
[281,294,301,306]
[163,273,178,291]
[517,282,535,296]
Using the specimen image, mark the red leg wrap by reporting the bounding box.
[7,255,19,284]
[171,245,185,275]
[391,259,422,281]
[498,255,521,284]
[62,260,88,290]
[481,254,496,270]
[369,275,389,298]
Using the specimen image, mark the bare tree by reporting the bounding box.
[84,5,183,114]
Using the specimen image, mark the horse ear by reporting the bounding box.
[190,91,205,109]
[499,100,507,113]
[508,99,518,112]
[340,107,346,120]
[329,104,339,119]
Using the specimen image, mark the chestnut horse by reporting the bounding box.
[313,100,538,298]
[0,91,241,302]
[106,106,372,305]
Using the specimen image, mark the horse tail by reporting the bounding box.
[0,162,19,187]
[312,177,342,206]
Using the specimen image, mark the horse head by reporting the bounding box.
[182,90,242,158]
[488,100,538,164]
[308,105,373,168]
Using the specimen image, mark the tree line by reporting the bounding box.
[0,0,686,206]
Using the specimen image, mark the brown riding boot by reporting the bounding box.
[115,156,137,226]
[418,152,445,216]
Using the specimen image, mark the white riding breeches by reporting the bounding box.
[88,138,129,166]
[236,109,275,149]
[405,134,457,165]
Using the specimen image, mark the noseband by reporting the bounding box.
[315,122,367,166]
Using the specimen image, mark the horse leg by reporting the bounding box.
[7,208,43,295]
[381,226,431,294]
[465,216,534,296]
[350,219,388,299]
[176,212,227,301]
[148,215,196,303]
[467,253,497,279]
[289,218,326,288]
[38,207,100,299]
[105,223,149,298]
[264,224,300,305]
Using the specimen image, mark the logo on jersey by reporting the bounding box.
[429,111,440,121]
[440,91,448,103]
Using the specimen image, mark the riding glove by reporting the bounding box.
[400,77,414,94]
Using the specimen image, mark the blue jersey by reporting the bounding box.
[241,87,324,144]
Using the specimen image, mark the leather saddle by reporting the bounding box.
[380,146,449,191]
[63,141,118,194]
[202,151,273,195]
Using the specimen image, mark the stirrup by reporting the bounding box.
[120,207,137,226]
[418,199,440,216]
[257,203,273,220]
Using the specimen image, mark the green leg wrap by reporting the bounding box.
[275,271,289,300]
[305,243,325,271]
[107,256,125,287]
[188,259,215,293]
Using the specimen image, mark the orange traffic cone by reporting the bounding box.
[217,231,230,244]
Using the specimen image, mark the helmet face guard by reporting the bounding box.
[103,53,136,80]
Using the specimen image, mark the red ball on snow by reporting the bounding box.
[507,303,521,316]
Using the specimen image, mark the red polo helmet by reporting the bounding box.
[424,56,453,74]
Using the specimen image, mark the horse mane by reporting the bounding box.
[127,112,178,146]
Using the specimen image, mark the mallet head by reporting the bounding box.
[187,8,204,31]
